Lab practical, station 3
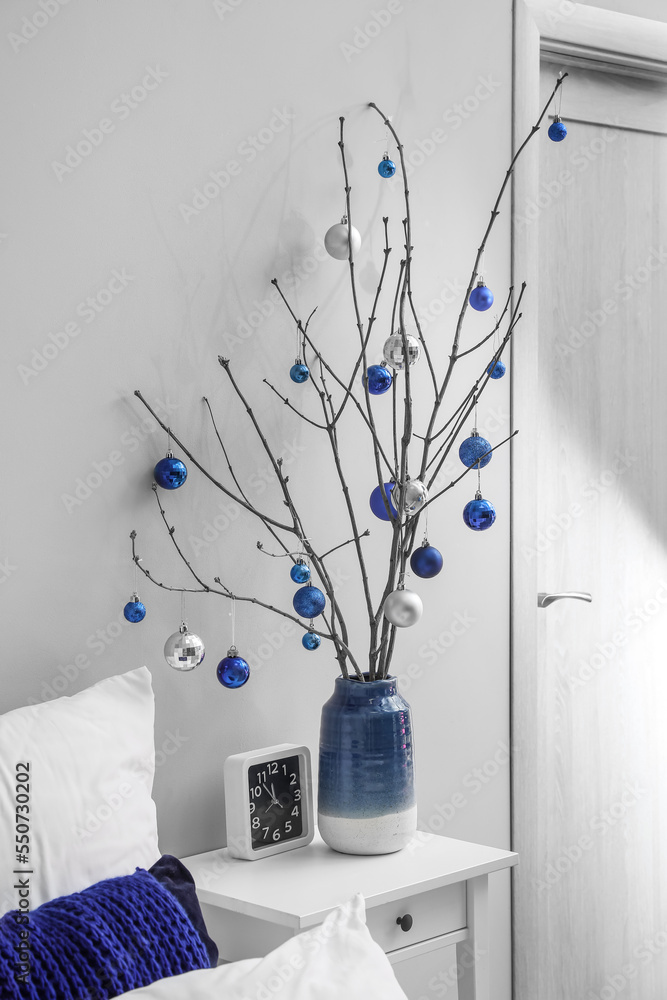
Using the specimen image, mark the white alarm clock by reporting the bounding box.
[224,743,314,860]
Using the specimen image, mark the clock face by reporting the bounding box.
[247,753,304,850]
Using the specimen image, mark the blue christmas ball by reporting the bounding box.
[217,651,250,688]
[290,561,311,584]
[410,544,443,579]
[469,284,494,312]
[293,584,326,618]
[369,482,398,521]
[290,363,310,383]
[363,364,393,395]
[123,598,146,623]
[548,119,567,142]
[463,496,496,531]
[154,453,187,489]
[378,157,396,178]
[302,632,321,651]
[487,359,506,379]
[459,434,492,469]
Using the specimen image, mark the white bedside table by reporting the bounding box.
[182,830,517,1000]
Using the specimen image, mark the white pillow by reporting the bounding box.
[0,666,160,914]
[116,893,408,999]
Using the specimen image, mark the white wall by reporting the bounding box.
[1,1,512,996]
[585,0,667,21]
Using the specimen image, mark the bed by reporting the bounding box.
[0,667,409,998]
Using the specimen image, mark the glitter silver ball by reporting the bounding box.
[392,479,429,515]
[383,589,423,628]
[164,624,205,672]
[382,333,421,371]
[324,221,362,260]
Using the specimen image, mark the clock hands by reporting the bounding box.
[262,781,288,815]
[262,782,280,813]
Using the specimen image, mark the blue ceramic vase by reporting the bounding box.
[317,674,417,855]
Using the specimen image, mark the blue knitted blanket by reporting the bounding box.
[0,866,211,1000]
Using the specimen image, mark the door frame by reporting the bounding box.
[510,1,667,997]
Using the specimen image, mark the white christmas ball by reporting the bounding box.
[383,589,423,628]
[392,479,429,515]
[324,222,362,260]
[382,333,421,370]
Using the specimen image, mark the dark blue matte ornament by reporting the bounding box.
[217,647,250,688]
[302,631,321,651]
[154,451,187,490]
[378,155,396,178]
[123,594,146,623]
[469,282,494,312]
[463,493,496,531]
[293,584,326,618]
[363,365,393,395]
[369,482,398,521]
[548,117,567,142]
[410,543,443,579]
[459,432,492,469]
[487,359,506,379]
[290,360,310,383]
[290,560,311,584]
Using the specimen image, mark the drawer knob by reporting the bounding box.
[396,913,413,932]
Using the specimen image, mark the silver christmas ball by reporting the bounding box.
[392,479,429,515]
[383,588,423,628]
[324,221,362,260]
[164,624,205,672]
[382,333,421,371]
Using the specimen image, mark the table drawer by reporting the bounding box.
[365,882,466,953]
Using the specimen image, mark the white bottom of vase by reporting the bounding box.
[317,805,418,855]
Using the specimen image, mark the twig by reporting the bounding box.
[130,529,361,676]
[456,286,514,359]
[338,117,392,599]
[262,379,328,430]
[334,215,393,426]
[321,529,370,560]
[421,430,519,511]
[134,390,294,533]
[411,73,567,481]
[271,280,395,478]
[203,395,294,561]
[424,298,524,485]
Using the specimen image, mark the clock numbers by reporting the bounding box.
[248,754,303,849]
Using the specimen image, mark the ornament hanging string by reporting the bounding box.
[374,116,392,157]
[181,591,186,628]
[230,595,236,648]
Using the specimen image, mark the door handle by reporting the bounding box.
[537,592,592,608]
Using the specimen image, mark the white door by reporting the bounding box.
[512,42,667,1000]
